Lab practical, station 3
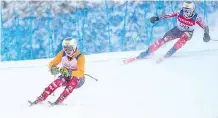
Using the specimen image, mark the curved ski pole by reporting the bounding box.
[85,74,98,82]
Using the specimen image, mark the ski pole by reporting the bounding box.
[84,74,98,82]
[212,39,218,41]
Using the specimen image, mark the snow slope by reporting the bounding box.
[0,50,218,118]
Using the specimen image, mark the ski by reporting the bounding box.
[48,101,56,106]
[48,101,67,106]
[122,53,155,64]
[122,57,137,64]
[28,100,67,107]
[28,100,38,107]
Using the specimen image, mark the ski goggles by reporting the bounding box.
[183,8,193,16]
[63,46,76,52]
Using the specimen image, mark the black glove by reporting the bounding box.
[150,16,159,24]
[203,33,210,42]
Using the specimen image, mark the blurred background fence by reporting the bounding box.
[1,1,218,61]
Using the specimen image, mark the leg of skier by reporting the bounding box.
[30,76,68,105]
[50,76,79,105]
[156,31,193,63]
[164,32,193,58]
[136,26,181,59]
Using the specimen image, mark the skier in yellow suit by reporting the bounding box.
[29,37,85,106]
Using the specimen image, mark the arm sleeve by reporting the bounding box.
[48,50,64,69]
[72,55,85,78]
[196,16,209,33]
[158,10,179,19]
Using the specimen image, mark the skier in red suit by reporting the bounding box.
[136,1,211,62]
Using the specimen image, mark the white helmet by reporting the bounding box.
[62,37,78,57]
[182,1,195,18]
